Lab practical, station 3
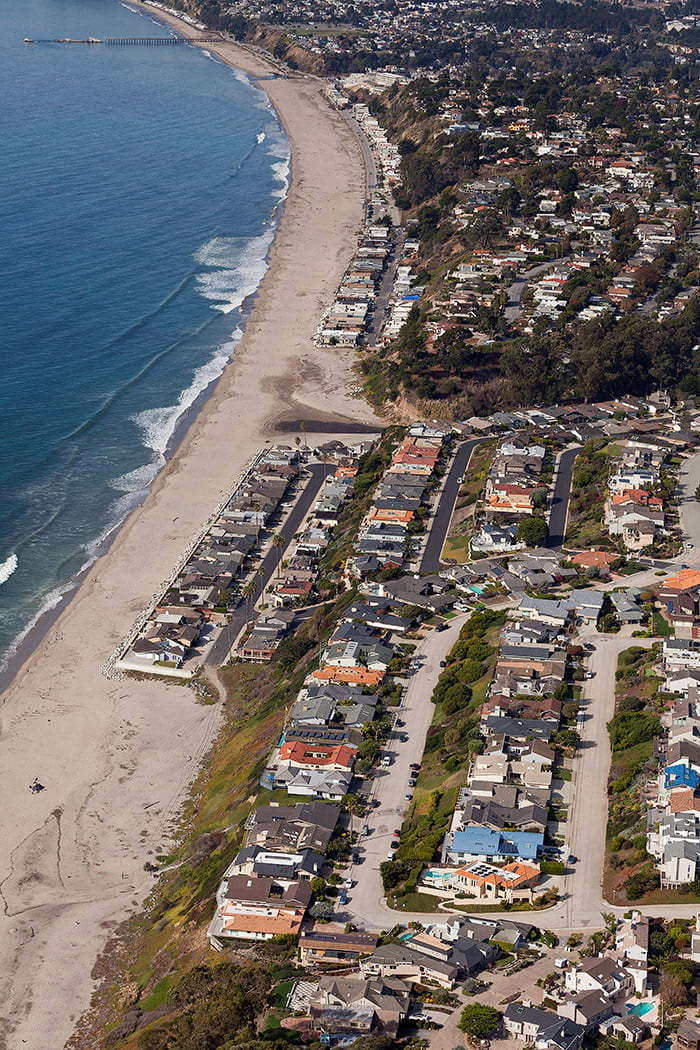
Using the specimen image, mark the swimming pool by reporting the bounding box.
[626,1002,655,1017]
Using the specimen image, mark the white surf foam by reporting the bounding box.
[0,584,66,674]
[194,230,274,314]
[111,460,163,495]
[257,131,266,144]
[130,328,243,460]
[0,554,18,587]
[267,135,291,200]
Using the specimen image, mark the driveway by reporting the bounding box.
[426,949,565,1050]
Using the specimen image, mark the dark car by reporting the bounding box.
[391,839,400,849]
[352,853,360,863]
[439,660,447,667]
[435,623,448,632]
[410,762,420,771]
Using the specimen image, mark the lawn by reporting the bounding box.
[388,891,446,912]
[651,610,673,637]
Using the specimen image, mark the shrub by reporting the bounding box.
[608,711,662,751]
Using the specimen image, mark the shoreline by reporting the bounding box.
[0,19,293,695]
[0,7,380,1048]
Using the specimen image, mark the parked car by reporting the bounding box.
[393,828,401,837]
[435,623,448,632]
[404,792,413,800]
[386,850,395,861]
[410,762,420,771]
[338,892,348,905]
[391,839,399,849]
[439,660,447,667]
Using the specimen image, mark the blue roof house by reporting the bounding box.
[445,828,543,865]
[664,763,700,791]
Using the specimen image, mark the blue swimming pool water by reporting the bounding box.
[626,1002,654,1017]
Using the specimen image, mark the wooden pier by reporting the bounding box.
[24,36,219,46]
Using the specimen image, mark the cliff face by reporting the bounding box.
[159,0,328,75]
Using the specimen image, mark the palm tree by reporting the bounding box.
[321,450,329,480]
[272,533,285,578]
[242,581,256,626]
[252,499,261,542]
[300,420,307,449]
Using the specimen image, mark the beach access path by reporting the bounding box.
[0,11,380,1049]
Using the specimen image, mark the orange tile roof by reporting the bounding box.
[570,551,618,570]
[312,666,384,685]
[456,861,540,889]
[222,912,303,935]
[612,488,663,509]
[661,569,700,593]
[278,740,357,768]
[669,787,700,814]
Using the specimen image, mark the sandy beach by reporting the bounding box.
[0,12,380,1048]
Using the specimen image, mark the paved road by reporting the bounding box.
[556,629,653,929]
[420,440,486,573]
[677,449,700,567]
[366,228,406,347]
[342,615,470,929]
[341,622,700,932]
[504,258,569,324]
[547,446,581,548]
[205,464,326,664]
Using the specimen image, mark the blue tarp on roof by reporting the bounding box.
[664,763,700,790]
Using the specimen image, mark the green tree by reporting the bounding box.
[517,515,549,546]
[272,533,285,578]
[662,959,693,986]
[459,1004,501,1039]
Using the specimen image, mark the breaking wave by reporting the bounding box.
[130,327,243,459]
[0,554,18,587]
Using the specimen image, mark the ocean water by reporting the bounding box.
[0,0,290,671]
